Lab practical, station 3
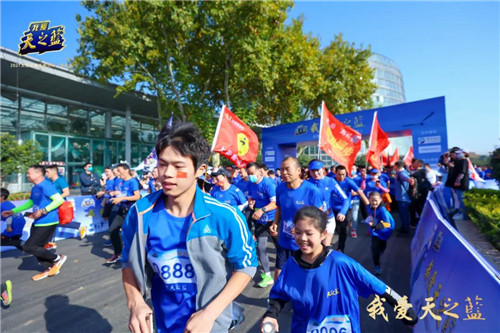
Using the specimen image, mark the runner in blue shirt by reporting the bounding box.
[246,162,277,288]
[1,188,26,251]
[270,157,323,280]
[306,159,346,245]
[365,168,390,196]
[334,165,369,252]
[105,163,141,264]
[1,165,66,281]
[210,168,248,211]
[96,166,117,220]
[393,162,412,234]
[262,205,417,333]
[365,192,395,275]
[121,122,256,333]
[349,165,366,238]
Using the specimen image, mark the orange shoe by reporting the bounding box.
[32,269,50,281]
[44,242,57,250]
[48,255,67,276]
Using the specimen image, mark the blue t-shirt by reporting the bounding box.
[51,176,69,196]
[235,179,251,199]
[1,201,26,237]
[307,177,345,219]
[276,181,323,250]
[248,177,277,222]
[30,179,59,226]
[147,199,196,333]
[114,177,123,192]
[210,185,247,208]
[270,250,386,333]
[367,205,395,241]
[104,178,116,198]
[118,178,139,208]
[394,170,411,202]
[331,177,359,215]
[364,179,389,196]
[148,179,155,193]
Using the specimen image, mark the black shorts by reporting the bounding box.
[276,246,294,269]
[254,221,274,238]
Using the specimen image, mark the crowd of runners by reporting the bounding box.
[1,120,485,332]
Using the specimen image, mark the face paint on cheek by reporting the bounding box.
[176,171,188,178]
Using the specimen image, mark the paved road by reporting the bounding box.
[1,214,413,333]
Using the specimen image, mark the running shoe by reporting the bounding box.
[257,273,274,288]
[79,226,87,239]
[44,242,57,250]
[32,269,51,281]
[103,240,112,247]
[48,255,67,276]
[350,230,357,238]
[104,254,121,264]
[1,280,12,306]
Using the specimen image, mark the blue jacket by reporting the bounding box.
[367,205,395,241]
[121,186,257,332]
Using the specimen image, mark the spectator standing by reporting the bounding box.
[79,162,99,195]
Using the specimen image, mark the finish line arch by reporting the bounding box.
[262,96,447,170]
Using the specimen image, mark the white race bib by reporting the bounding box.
[147,249,197,292]
[307,315,352,333]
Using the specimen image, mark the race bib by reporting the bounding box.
[307,315,352,333]
[282,219,294,236]
[147,249,197,293]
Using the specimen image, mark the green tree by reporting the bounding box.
[489,148,500,185]
[0,134,43,178]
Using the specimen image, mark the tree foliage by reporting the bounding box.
[72,0,376,142]
[489,148,500,185]
[0,134,43,178]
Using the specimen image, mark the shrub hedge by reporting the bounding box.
[7,192,31,201]
[463,188,500,251]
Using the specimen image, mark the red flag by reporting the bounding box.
[468,159,485,182]
[366,112,390,169]
[403,146,414,167]
[389,148,399,166]
[382,150,389,167]
[211,105,259,168]
[318,101,362,173]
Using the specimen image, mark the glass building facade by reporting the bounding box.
[368,53,406,107]
[1,47,158,190]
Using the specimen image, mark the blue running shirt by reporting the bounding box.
[270,250,386,333]
[147,199,197,333]
[117,178,139,208]
[276,181,323,250]
[210,184,247,208]
[30,179,59,226]
[248,177,277,222]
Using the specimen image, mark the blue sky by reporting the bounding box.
[1,1,499,154]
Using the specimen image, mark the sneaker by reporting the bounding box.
[103,240,112,247]
[79,226,87,239]
[48,255,67,276]
[350,229,357,238]
[374,265,381,276]
[1,280,12,306]
[44,242,57,250]
[32,269,50,281]
[257,273,274,288]
[104,254,121,264]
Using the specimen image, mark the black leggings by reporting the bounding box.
[23,225,58,269]
[108,206,127,255]
[1,235,23,251]
[371,236,387,267]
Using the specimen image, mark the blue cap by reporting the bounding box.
[370,168,379,174]
[308,160,324,170]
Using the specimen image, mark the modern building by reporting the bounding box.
[1,47,159,191]
[368,53,406,107]
[301,53,407,166]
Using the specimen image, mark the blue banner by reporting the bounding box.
[262,97,447,170]
[410,193,500,332]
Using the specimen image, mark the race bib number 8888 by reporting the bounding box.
[147,249,197,292]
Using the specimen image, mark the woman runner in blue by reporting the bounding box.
[262,206,417,333]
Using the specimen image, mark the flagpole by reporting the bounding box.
[318,101,325,160]
[211,105,225,152]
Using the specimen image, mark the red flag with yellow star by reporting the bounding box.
[211,105,259,168]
